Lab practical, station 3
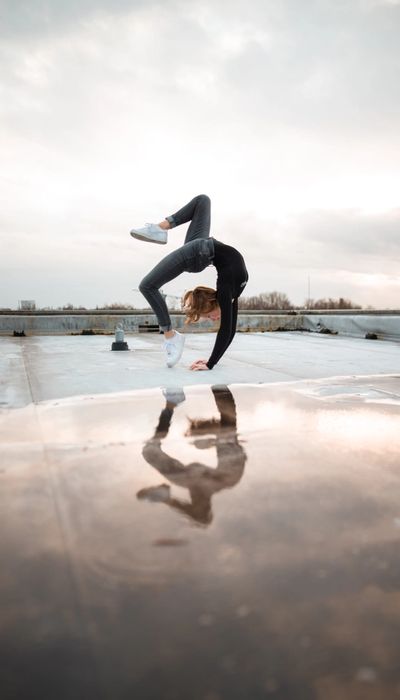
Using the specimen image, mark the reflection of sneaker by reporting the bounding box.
[163,387,186,406]
[164,331,185,368]
[137,484,171,502]
[130,223,168,244]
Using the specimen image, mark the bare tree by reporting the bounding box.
[102,302,136,310]
[305,297,362,310]
[239,291,293,310]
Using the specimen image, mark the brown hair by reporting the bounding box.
[182,286,218,323]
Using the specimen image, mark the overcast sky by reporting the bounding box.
[1,0,399,309]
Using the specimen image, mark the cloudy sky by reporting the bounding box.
[1,0,399,309]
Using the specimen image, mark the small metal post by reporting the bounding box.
[111,323,129,351]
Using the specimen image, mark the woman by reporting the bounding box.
[131,194,248,370]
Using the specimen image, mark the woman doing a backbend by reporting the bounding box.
[130,194,248,371]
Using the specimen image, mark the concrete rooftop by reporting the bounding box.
[1,331,399,406]
[1,332,400,699]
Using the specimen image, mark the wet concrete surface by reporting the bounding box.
[1,332,399,406]
[1,370,400,699]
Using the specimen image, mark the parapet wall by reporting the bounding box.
[302,314,400,342]
[0,310,399,340]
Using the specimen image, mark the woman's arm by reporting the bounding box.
[226,297,238,350]
[206,287,237,369]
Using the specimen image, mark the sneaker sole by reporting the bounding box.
[130,230,167,245]
[167,354,184,368]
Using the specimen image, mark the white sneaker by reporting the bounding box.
[137,484,171,502]
[164,331,185,368]
[162,387,186,405]
[130,223,168,245]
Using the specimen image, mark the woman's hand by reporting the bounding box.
[190,359,209,371]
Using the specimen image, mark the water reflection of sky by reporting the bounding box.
[1,380,400,698]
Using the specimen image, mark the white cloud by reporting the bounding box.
[0,0,399,308]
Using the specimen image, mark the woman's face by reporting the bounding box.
[201,307,221,322]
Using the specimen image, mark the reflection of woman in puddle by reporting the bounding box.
[137,386,246,526]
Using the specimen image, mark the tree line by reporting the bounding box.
[78,293,362,311]
[3,292,363,312]
[237,292,362,310]
[59,295,363,311]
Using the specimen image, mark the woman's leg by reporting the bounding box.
[139,235,214,334]
[131,194,211,246]
[164,194,211,244]
[139,246,189,332]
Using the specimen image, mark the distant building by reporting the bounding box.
[18,300,36,311]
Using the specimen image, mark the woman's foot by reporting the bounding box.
[163,331,185,368]
[130,222,168,244]
[162,387,186,406]
[137,484,171,502]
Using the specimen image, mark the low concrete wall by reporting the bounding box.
[302,314,400,342]
[0,311,399,340]
[0,312,300,335]
[0,313,160,335]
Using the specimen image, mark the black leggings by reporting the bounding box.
[139,194,214,331]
